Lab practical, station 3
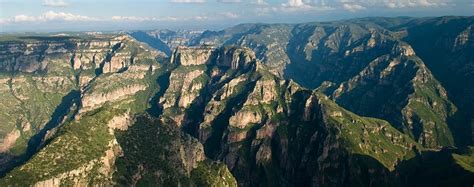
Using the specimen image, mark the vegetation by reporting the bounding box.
[191,160,237,187]
[318,93,419,169]
[453,146,474,172]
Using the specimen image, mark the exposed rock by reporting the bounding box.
[393,43,416,56]
[0,130,20,153]
[229,110,262,129]
[103,53,133,74]
[107,113,133,132]
[81,84,147,112]
[243,79,278,105]
[162,69,205,110]
[171,46,214,66]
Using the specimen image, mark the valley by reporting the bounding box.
[0,16,473,186]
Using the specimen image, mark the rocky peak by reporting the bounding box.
[454,25,473,50]
[170,45,256,68]
[392,43,416,56]
[215,46,256,70]
[160,46,258,126]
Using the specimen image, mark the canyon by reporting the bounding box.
[0,16,473,186]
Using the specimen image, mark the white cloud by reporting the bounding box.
[217,0,241,3]
[383,0,447,8]
[14,15,37,22]
[42,11,95,21]
[252,0,268,5]
[42,0,68,7]
[111,16,188,22]
[276,0,451,12]
[193,16,207,20]
[253,0,450,15]
[1,11,97,24]
[282,0,307,7]
[170,0,205,3]
[254,7,271,16]
[219,12,240,18]
[111,16,156,22]
[342,3,366,12]
[279,0,334,12]
[110,15,212,22]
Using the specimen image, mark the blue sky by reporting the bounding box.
[0,0,473,32]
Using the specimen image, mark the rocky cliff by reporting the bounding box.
[0,36,238,186]
[0,34,164,164]
[186,19,470,149]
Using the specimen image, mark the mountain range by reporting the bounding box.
[0,16,473,186]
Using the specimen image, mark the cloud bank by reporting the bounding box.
[42,0,68,7]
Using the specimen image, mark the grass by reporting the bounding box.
[318,93,419,170]
[191,160,237,187]
[453,146,474,173]
[405,79,457,147]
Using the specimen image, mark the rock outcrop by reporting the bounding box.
[0,34,161,172]
[149,46,426,186]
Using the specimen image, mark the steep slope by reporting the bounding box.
[173,19,464,149]
[147,46,465,186]
[332,43,457,148]
[162,46,473,186]
[189,56,419,186]
[397,16,474,145]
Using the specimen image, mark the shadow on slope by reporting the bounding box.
[0,90,81,176]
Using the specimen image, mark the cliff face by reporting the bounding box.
[0,34,166,180]
[124,45,423,186]
[0,36,110,161]
[0,37,238,186]
[0,34,163,162]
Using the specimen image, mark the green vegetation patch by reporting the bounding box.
[191,160,237,187]
[453,146,474,173]
[318,93,419,169]
[1,107,124,186]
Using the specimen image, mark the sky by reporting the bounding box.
[0,0,473,32]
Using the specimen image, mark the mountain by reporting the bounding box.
[0,16,473,186]
[130,30,205,57]
[184,16,474,149]
[0,34,151,167]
